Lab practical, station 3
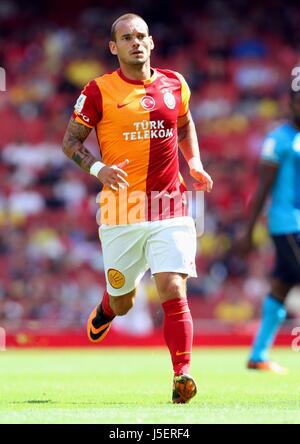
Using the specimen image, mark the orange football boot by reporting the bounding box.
[247,360,288,374]
[172,374,197,404]
[87,306,113,343]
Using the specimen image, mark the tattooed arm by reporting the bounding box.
[177,111,213,192]
[62,118,96,172]
[62,118,129,190]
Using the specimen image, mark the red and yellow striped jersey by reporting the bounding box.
[73,68,191,224]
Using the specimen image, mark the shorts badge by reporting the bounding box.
[107,268,125,289]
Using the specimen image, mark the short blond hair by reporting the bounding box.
[110,13,149,41]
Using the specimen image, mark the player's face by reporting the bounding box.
[109,19,154,66]
[291,94,300,125]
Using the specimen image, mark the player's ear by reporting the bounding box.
[109,40,118,56]
[149,36,154,50]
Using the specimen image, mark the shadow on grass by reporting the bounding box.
[10,400,53,404]
[9,400,170,406]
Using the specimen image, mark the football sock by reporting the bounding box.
[92,289,115,328]
[250,294,287,362]
[162,298,193,376]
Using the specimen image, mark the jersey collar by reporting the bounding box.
[117,68,157,85]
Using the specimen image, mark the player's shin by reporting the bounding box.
[250,294,287,362]
[162,298,193,376]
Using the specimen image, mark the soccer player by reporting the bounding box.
[62,13,213,403]
[237,89,300,373]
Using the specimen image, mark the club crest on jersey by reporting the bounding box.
[140,95,155,111]
[163,91,176,109]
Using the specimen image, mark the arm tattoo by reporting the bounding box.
[62,118,97,173]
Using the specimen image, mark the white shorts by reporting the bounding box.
[99,216,197,296]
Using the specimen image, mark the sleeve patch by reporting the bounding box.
[74,94,87,113]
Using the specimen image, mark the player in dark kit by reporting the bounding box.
[237,89,300,373]
[62,13,213,402]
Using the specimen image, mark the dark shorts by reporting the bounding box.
[272,232,300,285]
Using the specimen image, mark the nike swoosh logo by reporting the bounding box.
[117,101,134,108]
[175,351,191,356]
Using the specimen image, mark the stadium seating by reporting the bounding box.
[1,0,300,331]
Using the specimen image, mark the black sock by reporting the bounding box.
[92,304,114,328]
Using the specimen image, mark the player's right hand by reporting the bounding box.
[97,159,129,191]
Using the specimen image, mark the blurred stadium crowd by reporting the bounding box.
[1,0,300,330]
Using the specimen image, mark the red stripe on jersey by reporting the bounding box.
[144,69,188,221]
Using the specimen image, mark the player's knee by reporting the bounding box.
[160,279,186,301]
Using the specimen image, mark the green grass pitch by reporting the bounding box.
[0,347,299,424]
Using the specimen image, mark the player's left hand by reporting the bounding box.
[190,167,213,192]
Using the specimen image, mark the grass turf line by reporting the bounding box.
[0,347,299,424]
